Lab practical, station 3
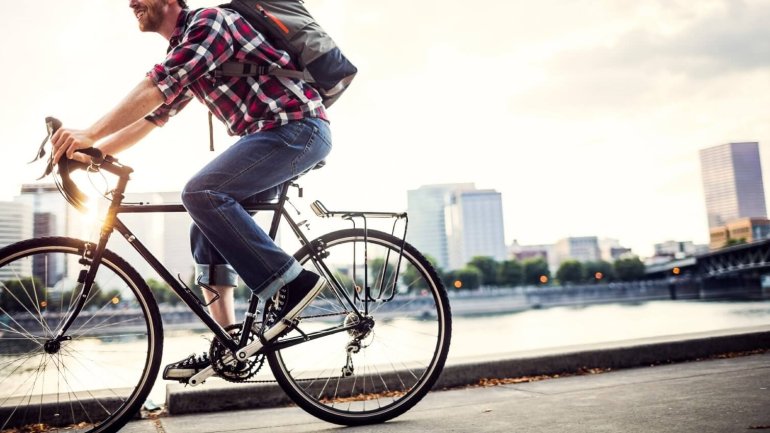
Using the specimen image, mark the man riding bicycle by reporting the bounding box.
[50,0,331,382]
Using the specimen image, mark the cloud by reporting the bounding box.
[511,0,770,117]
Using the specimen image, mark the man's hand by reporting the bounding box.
[51,128,96,165]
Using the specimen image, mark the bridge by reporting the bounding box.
[645,238,770,298]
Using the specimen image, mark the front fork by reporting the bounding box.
[52,233,110,342]
[52,183,127,344]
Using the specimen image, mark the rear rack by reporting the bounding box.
[310,200,409,304]
[310,200,407,220]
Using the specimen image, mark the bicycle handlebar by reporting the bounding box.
[38,117,134,211]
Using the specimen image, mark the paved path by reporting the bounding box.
[125,352,770,433]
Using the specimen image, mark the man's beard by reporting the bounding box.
[138,2,165,32]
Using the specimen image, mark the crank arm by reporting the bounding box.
[188,319,288,386]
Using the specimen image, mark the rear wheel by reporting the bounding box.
[0,237,163,432]
[268,229,452,425]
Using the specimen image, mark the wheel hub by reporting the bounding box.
[44,339,61,354]
[43,336,70,354]
[344,313,374,340]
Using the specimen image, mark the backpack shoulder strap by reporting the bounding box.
[216,61,315,82]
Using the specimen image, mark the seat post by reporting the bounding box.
[268,181,293,240]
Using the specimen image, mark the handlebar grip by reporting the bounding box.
[45,117,105,164]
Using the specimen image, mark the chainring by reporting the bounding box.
[209,323,266,383]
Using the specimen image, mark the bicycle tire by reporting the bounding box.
[267,228,452,425]
[0,237,163,433]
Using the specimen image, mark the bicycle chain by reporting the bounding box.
[234,310,352,384]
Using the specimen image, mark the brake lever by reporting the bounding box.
[30,117,64,179]
[31,117,105,180]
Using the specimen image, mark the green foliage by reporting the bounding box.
[147,278,182,305]
[444,266,482,290]
[523,258,550,285]
[402,262,428,293]
[497,260,523,287]
[1,277,121,313]
[613,256,646,281]
[0,277,45,313]
[724,238,747,247]
[584,260,615,283]
[331,267,354,292]
[556,260,584,285]
[468,256,500,287]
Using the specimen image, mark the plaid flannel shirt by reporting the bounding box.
[145,8,327,135]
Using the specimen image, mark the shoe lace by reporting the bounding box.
[271,287,288,312]
[180,352,209,367]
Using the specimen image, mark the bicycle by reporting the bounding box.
[0,118,452,432]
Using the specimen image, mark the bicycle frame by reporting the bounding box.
[52,164,400,363]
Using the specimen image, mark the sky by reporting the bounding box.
[2,0,770,259]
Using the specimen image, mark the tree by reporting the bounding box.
[468,256,499,287]
[497,260,523,287]
[522,258,550,286]
[614,256,646,281]
[584,260,615,284]
[147,278,181,305]
[444,266,482,290]
[0,277,45,313]
[402,262,429,293]
[556,260,584,285]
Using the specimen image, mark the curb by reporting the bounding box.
[165,326,770,415]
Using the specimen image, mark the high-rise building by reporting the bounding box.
[700,142,767,229]
[17,184,81,286]
[0,200,33,281]
[407,184,474,270]
[408,184,506,271]
[18,184,77,238]
[445,189,507,271]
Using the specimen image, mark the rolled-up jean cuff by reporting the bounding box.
[195,264,240,287]
[255,261,304,303]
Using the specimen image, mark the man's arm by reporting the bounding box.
[98,118,158,156]
[51,77,164,164]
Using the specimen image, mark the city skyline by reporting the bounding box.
[2,182,696,267]
[2,1,770,259]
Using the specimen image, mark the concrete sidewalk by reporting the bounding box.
[163,326,770,415]
[124,351,770,432]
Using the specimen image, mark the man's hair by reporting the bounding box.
[178,0,188,8]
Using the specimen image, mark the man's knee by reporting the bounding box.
[181,178,218,210]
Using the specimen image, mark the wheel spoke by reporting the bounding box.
[0,239,160,432]
[268,229,451,424]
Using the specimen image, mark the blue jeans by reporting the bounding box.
[182,117,331,301]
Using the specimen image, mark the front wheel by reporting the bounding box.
[0,237,163,433]
[268,229,452,425]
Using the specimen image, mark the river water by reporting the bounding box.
[145,299,770,404]
[5,299,767,408]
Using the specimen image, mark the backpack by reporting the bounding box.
[217,0,357,108]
